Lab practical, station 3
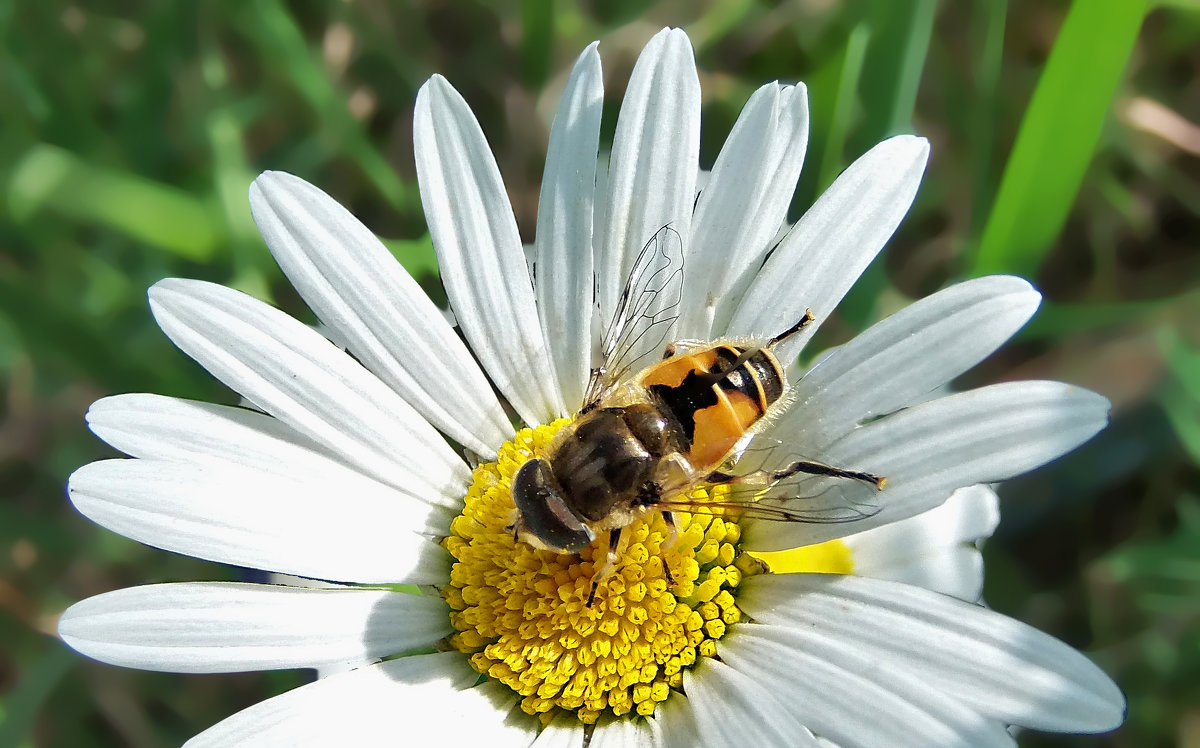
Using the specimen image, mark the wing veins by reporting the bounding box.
[584,226,685,407]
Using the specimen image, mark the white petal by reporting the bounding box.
[720,625,1013,747]
[589,716,662,748]
[470,681,543,748]
[684,657,820,747]
[596,28,699,329]
[531,711,662,748]
[592,150,610,269]
[58,583,449,673]
[739,574,1127,733]
[88,393,321,465]
[745,381,1109,551]
[68,459,451,585]
[534,43,603,411]
[86,394,452,513]
[414,74,564,424]
[651,690,699,746]
[148,279,468,505]
[530,714,587,748]
[249,171,512,456]
[727,135,930,361]
[186,653,538,748]
[868,546,985,603]
[779,276,1041,449]
[683,82,810,339]
[846,484,1000,601]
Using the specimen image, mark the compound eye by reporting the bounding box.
[512,458,595,553]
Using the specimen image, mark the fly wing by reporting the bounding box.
[659,436,883,524]
[583,225,685,409]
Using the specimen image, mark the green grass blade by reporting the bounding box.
[971,0,1150,277]
[243,0,418,216]
[6,144,221,261]
[199,17,275,297]
[1016,293,1195,340]
[854,0,938,149]
[381,234,439,279]
[841,0,938,331]
[814,23,870,193]
[520,0,553,89]
[687,0,758,51]
[968,0,1008,239]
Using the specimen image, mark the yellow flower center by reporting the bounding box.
[441,420,854,725]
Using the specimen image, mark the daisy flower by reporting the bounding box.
[59,28,1124,746]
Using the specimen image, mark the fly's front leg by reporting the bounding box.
[659,511,677,586]
[649,453,698,588]
[587,528,627,607]
[654,452,698,490]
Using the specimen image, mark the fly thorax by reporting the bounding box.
[551,409,653,522]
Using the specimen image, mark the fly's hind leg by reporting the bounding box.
[709,459,885,490]
[587,528,628,607]
[770,459,886,489]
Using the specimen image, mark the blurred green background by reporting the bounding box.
[1,0,1197,745]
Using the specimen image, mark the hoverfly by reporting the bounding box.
[510,226,883,605]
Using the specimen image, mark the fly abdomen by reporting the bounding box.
[642,344,786,468]
[704,345,784,410]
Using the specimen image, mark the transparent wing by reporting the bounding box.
[583,225,685,409]
[659,437,883,524]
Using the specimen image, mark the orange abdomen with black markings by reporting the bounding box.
[637,343,786,470]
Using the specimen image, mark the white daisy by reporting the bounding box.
[59,28,1124,747]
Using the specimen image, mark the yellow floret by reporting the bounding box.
[441,421,849,725]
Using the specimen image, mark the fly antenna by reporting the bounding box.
[766,308,816,348]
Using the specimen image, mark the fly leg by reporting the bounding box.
[659,511,677,586]
[767,459,886,489]
[765,308,816,348]
[709,459,885,490]
[587,528,627,607]
[663,339,710,358]
[649,454,698,589]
